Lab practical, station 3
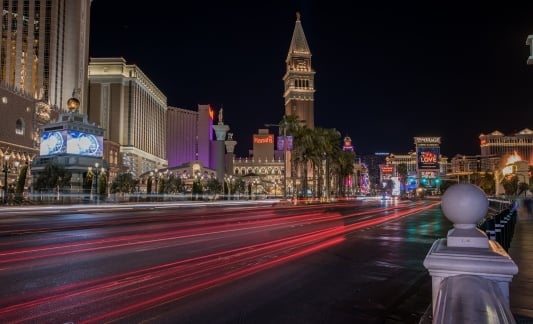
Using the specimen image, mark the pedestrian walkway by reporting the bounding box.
[509,199,533,322]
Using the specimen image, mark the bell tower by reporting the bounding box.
[283,12,315,129]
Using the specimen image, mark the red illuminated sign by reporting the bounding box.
[253,135,274,144]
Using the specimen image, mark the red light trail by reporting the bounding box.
[0,200,439,322]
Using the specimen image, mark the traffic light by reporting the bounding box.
[421,177,427,184]
[435,178,441,185]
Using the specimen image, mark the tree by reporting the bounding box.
[34,162,72,194]
[280,114,305,199]
[501,175,519,196]
[518,182,529,198]
[146,177,153,195]
[110,172,139,195]
[479,171,495,195]
[14,164,28,203]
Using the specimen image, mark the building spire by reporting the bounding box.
[287,12,311,59]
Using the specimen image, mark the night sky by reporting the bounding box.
[89,1,533,158]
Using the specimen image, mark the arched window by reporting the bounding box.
[15,119,24,135]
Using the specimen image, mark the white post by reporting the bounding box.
[423,184,518,313]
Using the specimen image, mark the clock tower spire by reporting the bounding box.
[283,12,315,129]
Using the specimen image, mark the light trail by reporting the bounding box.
[0,201,439,322]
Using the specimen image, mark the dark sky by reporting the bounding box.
[89,1,533,158]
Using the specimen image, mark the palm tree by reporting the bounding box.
[279,114,305,199]
[501,175,519,197]
[479,171,495,195]
[337,150,355,197]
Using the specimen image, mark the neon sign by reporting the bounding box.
[253,135,274,144]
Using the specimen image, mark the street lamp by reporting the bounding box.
[253,179,259,197]
[224,175,233,200]
[155,168,159,196]
[3,153,10,204]
[94,162,100,203]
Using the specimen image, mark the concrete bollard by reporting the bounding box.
[423,183,519,317]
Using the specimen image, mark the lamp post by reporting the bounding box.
[94,162,100,203]
[253,179,259,198]
[3,153,10,204]
[154,168,159,197]
[224,175,233,200]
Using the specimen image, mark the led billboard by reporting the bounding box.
[40,130,103,157]
[417,147,439,170]
[40,131,67,155]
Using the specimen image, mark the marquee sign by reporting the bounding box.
[414,137,441,144]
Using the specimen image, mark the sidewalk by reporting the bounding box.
[508,199,533,322]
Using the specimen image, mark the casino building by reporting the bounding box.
[233,128,284,197]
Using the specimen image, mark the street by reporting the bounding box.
[0,199,450,323]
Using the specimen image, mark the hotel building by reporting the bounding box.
[87,57,168,181]
[479,129,533,166]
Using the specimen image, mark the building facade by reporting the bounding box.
[479,129,533,166]
[1,0,91,199]
[0,87,40,199]
[87,57,168,179]
[0,0,91,112]
[233,128,284,196]
[166,107,198,168]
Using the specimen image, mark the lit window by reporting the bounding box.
[16,119,24,135]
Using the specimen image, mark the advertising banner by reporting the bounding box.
[276,135,293,151]
[417,147,439,169]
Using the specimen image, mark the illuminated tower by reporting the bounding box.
[283,12,315,129]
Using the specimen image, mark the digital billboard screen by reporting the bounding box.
[67,130,103,156]
[40,131,67,156]
[40,130,103,157]
[417,147,439,169]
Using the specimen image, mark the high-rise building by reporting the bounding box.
[87,57,167,178]
[1,0,91,196]
[283,12,315,129]
[0,0,92,111]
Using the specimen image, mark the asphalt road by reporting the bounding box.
[0,199,450,323]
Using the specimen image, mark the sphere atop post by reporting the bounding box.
[441,184,488,228]
[67,97,80,112]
